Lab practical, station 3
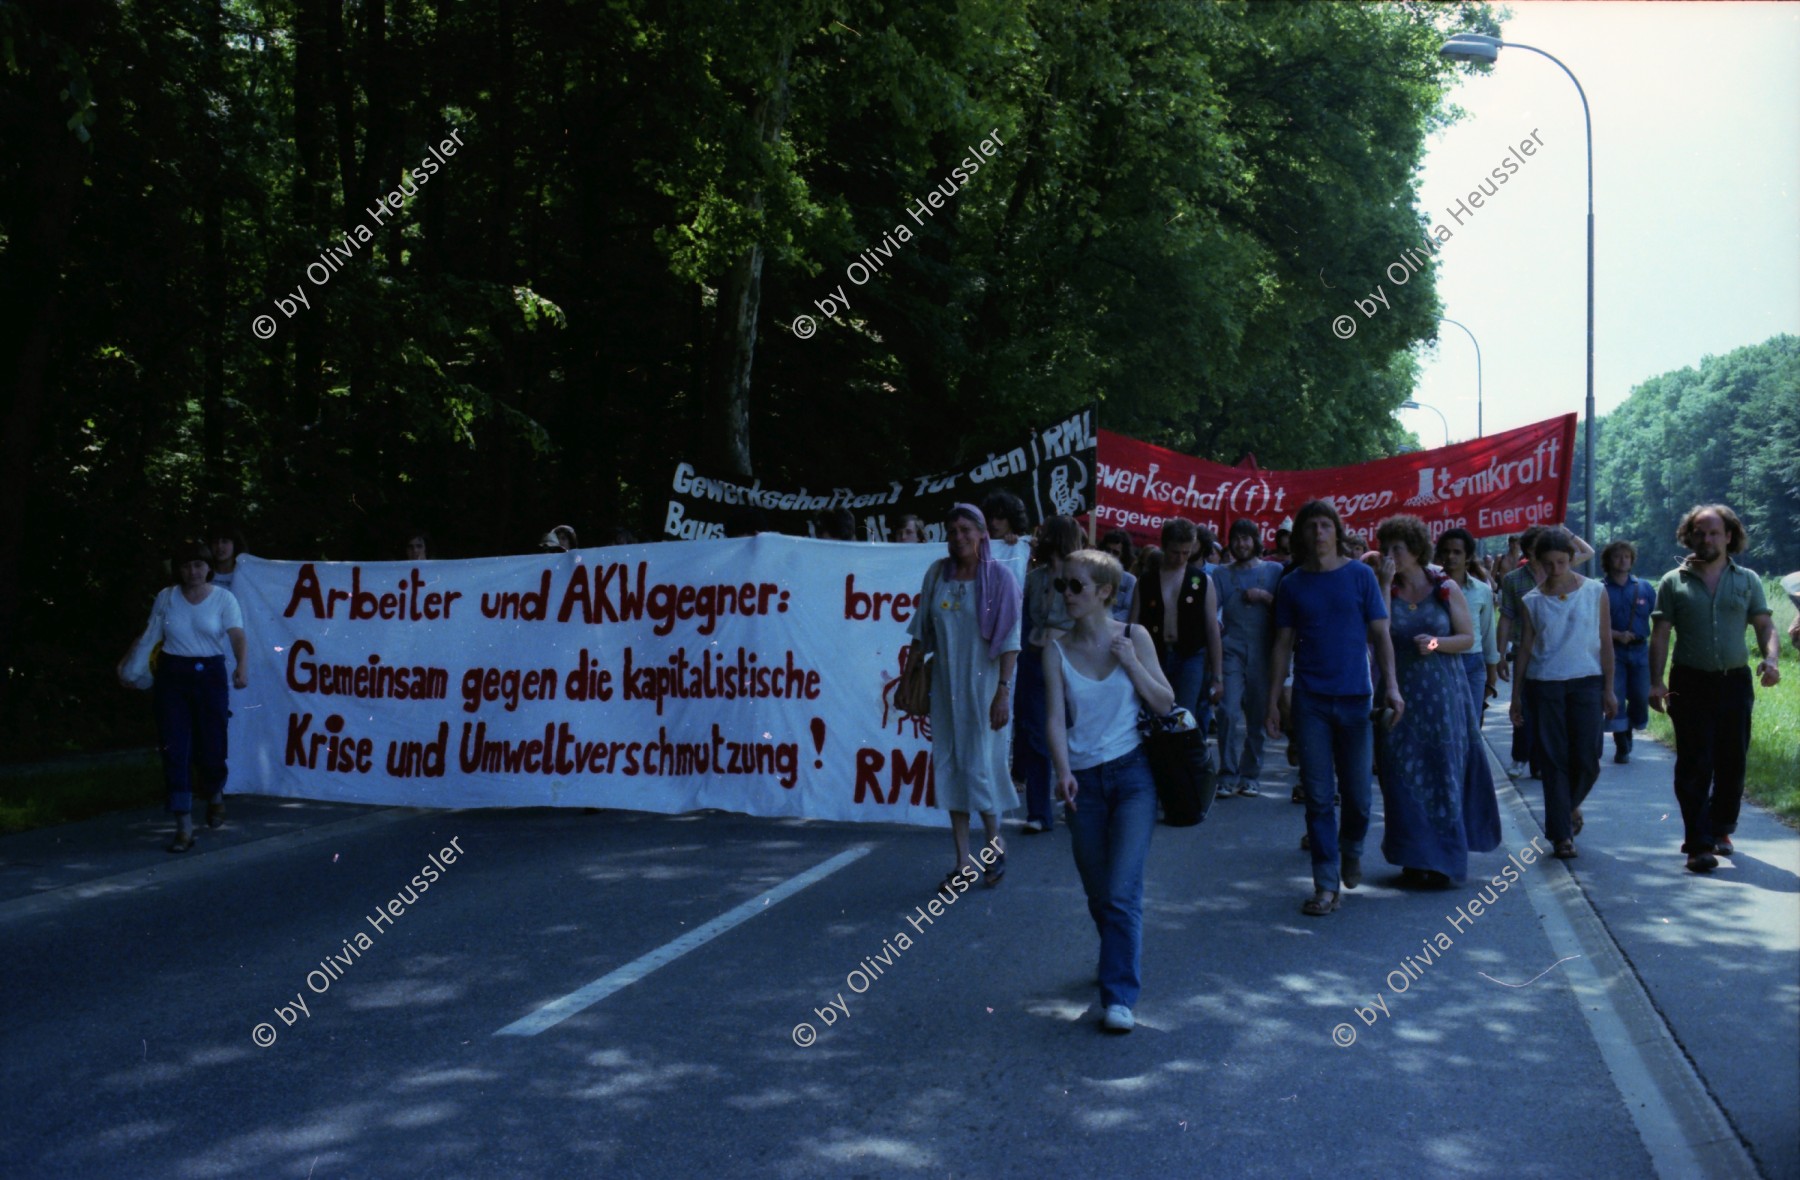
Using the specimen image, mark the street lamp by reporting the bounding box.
[1436,316,1483,438]
[1441,31,1594,554]
[1402,399,1450,448]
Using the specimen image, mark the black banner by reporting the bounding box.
[664,405,1098,541]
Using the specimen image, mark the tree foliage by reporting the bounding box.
[1589,334,1800,577]
[0,0,1496,755]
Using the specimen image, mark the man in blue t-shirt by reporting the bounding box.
[1265,500,1402,916]
[1600,540,1656,763]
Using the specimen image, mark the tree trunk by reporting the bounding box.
[704,42,793,479]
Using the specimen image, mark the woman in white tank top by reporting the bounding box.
[1509,527,1617,859]
[1043,549,1174,1034]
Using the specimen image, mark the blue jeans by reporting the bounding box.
[1219,645,1269,786]
[1161,647,1211,734]
[1608,647,1650,735]
[1292,689,1373,893]
[153,655,230,815]
[1064,746,1158,1009]
[1013,645,1055,829]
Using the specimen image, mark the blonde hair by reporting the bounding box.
[1064,548,1124,606]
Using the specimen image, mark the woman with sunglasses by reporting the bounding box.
[1043,549,1174,1033]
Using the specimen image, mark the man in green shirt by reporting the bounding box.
[1649,504,1782,873]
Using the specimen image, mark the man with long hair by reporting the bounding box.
[1264,500,1402,915]
[1649,504,1782,873]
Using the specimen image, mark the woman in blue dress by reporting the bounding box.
[1373,515,1501,886]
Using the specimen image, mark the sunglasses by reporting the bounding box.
[1053,577,1089,596]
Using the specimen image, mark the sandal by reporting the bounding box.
[983,852,1006,888]
[1302,889,1339,916]
[1554,839,1578,860]
[167,831,196,854]
[206,800,225,829]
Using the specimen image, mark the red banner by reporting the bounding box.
[1094,414,1576,547]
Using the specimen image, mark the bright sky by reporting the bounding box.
[1401,0,1800,447]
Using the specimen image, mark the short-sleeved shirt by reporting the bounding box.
[1522,577,1606,681]
[1215,560,1281,655]
[1604,575,1655,642]
[1652,560,1771,672]
[144,585,246,658]
[1462,576,1499,666]
[1273,559,1388,696]
[1497,561,1539,623]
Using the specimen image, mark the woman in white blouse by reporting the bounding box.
[120,542,249,851]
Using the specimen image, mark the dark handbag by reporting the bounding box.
[896,648,932,717]
[1139,706,1217,826]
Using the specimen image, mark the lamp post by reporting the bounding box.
[1440,31,1594,553]
[1436,316,1483,438]
[1402,399,1450,448]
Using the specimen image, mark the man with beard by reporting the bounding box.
[1649,504,1782,873]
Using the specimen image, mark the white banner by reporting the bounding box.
[230,539,949,825]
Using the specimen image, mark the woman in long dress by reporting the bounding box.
[904,504,1022,887]
[1373,515,1501,886]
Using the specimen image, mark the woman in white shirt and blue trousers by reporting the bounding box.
[123,542,249,851]
[1044,549,1175,1034]
[1509,528,1615,860]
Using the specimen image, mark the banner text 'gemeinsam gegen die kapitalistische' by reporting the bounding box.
[229,540,958,825]
[1094,413,1577,547]
[663,405,1097,542]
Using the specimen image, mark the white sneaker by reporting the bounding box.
[1020,819,1044,834]
[1237,782,1261,798]
[1102,1004,1135,1033]
[1508,761,1528,778]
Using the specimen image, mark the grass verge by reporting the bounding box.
[1646,577,1799,825]
[0,754,164,834]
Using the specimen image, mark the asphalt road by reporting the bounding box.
[1,699,1793,1179]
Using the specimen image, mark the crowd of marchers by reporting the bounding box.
[114,497,1793,1036]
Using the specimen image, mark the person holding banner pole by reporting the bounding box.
[1016,516,1083,834]
[905,505,1023,888]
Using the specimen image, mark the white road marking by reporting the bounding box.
[493,845,872,1037]
[1480,730,1759,1179]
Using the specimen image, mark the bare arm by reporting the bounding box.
[1043,645,1078,810]
[1495,582,1515,681]
[1203,575,1223,697]
[1368,618,1403,723]
[1431,581,1476,655]
[1752,615,1781,687]
[1597,590,1615,717]
[1510,608,1538,724]
[1265,627,1296,739]
[990,649,1018,729]
[1648,618,1673,712]
[229,626,249,688]
[1118,624,1175,715]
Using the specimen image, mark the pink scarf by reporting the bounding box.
[942,503,1022,661]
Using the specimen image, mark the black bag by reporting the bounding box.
[1139,707,1218,826]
